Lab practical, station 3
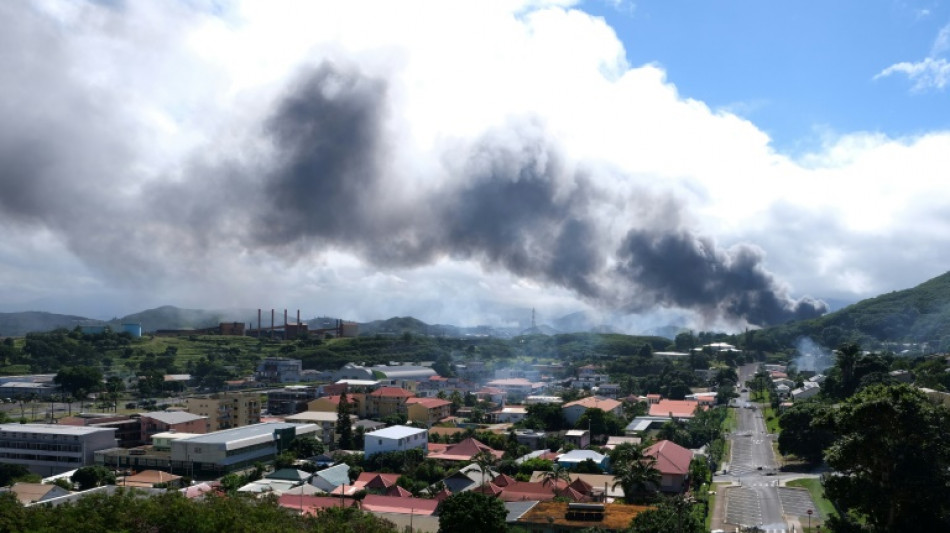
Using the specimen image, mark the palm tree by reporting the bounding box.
[611,444,662,504]
[612,454,661,504]
[541,464,573,492]
[473,449,497,487]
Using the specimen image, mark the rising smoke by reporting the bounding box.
[0,1,827,327]
[792,337,834,373]
[240,63,826,327]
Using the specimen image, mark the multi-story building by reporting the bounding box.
[170,422,319,475]
[364,387,415,419]
[255,357,302,384]
[405,397,452,427]
[184,392,261,432]
[0,423,117,476]
[266,386,320,415]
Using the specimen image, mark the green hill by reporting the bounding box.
[758,271,950,351]
[110,305,255,332]
[0,312,104,337]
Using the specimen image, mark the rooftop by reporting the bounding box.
[140,411,207,425]
[178,422,315,445]
[0,423,115,436]
[365,425,427,440]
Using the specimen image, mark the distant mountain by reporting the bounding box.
[108,305,256,332]
[762,270,950,350]
[0,311,104,337]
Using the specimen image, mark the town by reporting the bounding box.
[2,293,950,533]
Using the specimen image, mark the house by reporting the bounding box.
[472,473,595,502]
[406,397,452,427]
[492,405,528,424]
[562,397,623,426]
[427,437,504,462]
[438,463,500,494]
[564,429,590,449]
[310,463,350,493]
[0,482,71,505]
[363,425,428,458]
[285,411,357,445]
[120,469,183,489]
[485,378,542,402]
[557,449,609,471]
[791,381,821,401]
[514,501,651,531]
[513,429,548,450]
[643,440,693,493]
[648,399,706,419]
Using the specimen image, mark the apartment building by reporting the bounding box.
[184,392,261,432]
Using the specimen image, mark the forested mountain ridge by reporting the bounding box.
[755,270,950,351]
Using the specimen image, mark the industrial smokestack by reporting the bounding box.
[271,309,275,331]
[258,309,262,335]
[284,309,288,327]
[297,309,300,326]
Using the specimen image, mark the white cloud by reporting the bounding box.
[876,22,950,91]
[876,57,950,91]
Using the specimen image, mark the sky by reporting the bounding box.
[2,0,950,332]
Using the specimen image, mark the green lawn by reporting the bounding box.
[786,477,837,523]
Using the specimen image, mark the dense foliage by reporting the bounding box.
[0,489,399,533]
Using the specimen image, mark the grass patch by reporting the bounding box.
[786,478,836,521]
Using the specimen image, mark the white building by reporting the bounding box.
[170,422,319,475]
[0,423,117,476]
[363,425,428,458]
[256,357,302,383]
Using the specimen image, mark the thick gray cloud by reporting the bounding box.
[0,1,827,327]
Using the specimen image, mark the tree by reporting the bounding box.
[629,495,704,533]
[289,435,324,458]
[71,466,115,490]
[438,491,507,533]
[0,463,40,487]
[54,366,103,397]
[336,391,354,450]
[473,449,497,487]
[817,384,950,531]
[777,401,833,464]
[611,445,661,504]
[541,463,573,491]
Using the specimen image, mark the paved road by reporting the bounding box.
[719,363,788,532]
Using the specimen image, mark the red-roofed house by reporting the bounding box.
[427,437,504,462]
[471,474,596,503]
[330,472,401,496]
[406,397,452,427]
[644,440,693,493]
[360,494,440,515]
[562,397,624,425]
[365,387,416,418]
[648,399,707,420]
[278,494,357,515]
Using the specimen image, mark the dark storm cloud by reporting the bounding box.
[617,229,827,325]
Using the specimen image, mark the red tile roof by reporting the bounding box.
[427,438,504,462]
[369,387,415,398]
[648,399,706,418]
[563,397,622,411]
[405,397,452,408]
[278,494,357,514]
[644,440,693,476]
[360,495,439,515]
[357,472,401,490]
[386,485,413,497]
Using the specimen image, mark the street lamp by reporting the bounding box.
[807,509,813,531]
